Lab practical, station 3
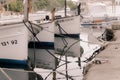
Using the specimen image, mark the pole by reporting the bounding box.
[78,57,81,69]
[24,0,29,21]
[65,54,68,80]
[65,0,67,17]
[77,3,81,15]
[28,0,31,13]
[52,69,56,80]
[51,8,55,22]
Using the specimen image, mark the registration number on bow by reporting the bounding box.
[1,40,18,46]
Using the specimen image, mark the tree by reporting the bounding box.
[32,0,77,11]
[8,0,23,12]
[7,0,77,12]
[58,0,65,7]
[32,0,49,11]
[67,0,77,10]
[47,0,60,10]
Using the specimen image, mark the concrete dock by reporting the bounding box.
[84,30,120,80]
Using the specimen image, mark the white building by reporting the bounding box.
[116,0,120,5]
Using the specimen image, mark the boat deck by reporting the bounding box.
[84,30,120,80]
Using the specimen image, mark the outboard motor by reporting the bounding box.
[102,29,114,41]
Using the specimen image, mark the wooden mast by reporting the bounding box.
[51,8,55,22]
[65,0,67,17]
[24,0,29,21]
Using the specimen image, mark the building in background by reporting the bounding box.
[116,0,120,5]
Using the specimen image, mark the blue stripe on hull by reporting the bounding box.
[81,23,101,26]
[55,34,79,38]
[28,42,54,50]
[0,59,28,69]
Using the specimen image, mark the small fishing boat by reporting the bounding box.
[0,18,40,69]
[55,15,81,57]
[0,0,43,80]
[28,21,57,69]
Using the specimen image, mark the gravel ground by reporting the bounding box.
[84,30,120,80]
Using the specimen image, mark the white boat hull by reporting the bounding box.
[0,22,38,69]
[55,16,81,57]
[29,22,56,69]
